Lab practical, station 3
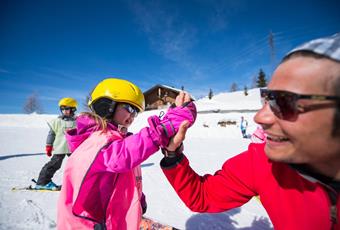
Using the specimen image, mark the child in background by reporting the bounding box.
[240,116,248,138]
[35,97,77,190]
[57,78,196,230]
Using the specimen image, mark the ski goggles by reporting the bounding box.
[260,89,339,121]
[60,106,76,112]
[122,103,138,117]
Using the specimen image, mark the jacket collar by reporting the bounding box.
[290,164,340,192]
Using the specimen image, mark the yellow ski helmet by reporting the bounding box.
[58,97,78,108]
[88,78,145,112]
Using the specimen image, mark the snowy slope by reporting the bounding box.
[195,88,262,112]
[0,89,272,230]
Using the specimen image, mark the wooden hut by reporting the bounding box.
[143,85,182,110]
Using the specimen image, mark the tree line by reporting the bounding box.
[208,68,267,99]
[23,68,268,113]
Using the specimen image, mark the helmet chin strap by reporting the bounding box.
[117,124,128,135]
[110,120,128,135]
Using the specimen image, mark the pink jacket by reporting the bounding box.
[251,126,266,143]
[57,115,159,230]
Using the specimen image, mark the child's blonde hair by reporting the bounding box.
[80,112,110,132]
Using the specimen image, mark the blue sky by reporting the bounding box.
[1,0,339,114]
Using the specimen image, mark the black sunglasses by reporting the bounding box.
[122,104,138,117]
[260,89,339,120]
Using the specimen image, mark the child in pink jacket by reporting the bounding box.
[57,78,196,230]
[251,126,266,143]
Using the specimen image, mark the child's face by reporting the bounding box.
[112,103,137,127]
[61,107,72,116]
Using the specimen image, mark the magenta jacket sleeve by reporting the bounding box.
[100,127,160,173]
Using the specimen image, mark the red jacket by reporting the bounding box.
[161,143,340,230]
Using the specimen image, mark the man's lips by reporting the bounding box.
[266,134,289,142]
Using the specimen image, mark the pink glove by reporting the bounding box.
[148,101,197,147]
[45,145,53,157]
[161,101,197,136]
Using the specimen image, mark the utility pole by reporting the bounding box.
[268,30,276,77]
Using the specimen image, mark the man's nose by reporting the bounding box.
[254,101,276,125]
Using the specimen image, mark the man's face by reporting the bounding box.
[254,56,340,165]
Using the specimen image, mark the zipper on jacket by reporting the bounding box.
[330,205,337,224]
[325,187,338,230]
[290,164,339,230]
[73,141,118,229]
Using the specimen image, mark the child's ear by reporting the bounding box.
[92,98,116,119]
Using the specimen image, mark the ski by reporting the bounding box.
[140,217,178,230]
[11,178,61,192]
[11,185,35,191]
[11,185,61,192]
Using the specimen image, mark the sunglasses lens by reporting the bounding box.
[275,92,298,120]
[267,99,283,118]
[123,104,138,117]
[261,90,298,120]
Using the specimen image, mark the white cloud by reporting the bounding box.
[0,68,11,74]
[128,1,197,64]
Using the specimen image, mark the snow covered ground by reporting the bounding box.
[0,89,273,229]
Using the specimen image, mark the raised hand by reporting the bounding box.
[147,91,196,147]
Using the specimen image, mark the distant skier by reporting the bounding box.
[34,97,77,190]
[240,116,248,138]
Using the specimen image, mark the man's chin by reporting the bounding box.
[264,145,292,163]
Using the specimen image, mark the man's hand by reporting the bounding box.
[166,120,190,151]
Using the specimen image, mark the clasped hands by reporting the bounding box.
[147,91,196,154]
[165,91,195,152]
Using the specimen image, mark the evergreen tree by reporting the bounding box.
[256,69,267,87]
[23,92,43,114]
[208,88,213,99]
[83,95,91,112]
[251,75,257,88]
[230,82,238,92]
[244,85,248,96]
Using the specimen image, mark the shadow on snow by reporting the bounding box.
[0,153,45,161]
[186,208,272,230]
[141,163,155,168]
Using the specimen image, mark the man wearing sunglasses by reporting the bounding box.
[161,33,340,230]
